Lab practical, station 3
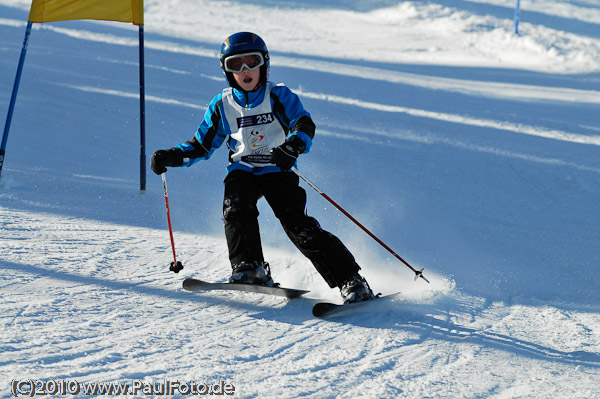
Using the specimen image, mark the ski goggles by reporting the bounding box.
[223,52,265,73]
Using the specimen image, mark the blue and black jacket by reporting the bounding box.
[176,82,315,175]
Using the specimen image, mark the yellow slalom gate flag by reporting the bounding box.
[28,0,143,25]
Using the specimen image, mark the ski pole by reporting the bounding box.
[291,167,429,283]
[161,173,183,273]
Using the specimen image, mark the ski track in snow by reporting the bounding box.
[1,208,599,398]
[1,1,600,398]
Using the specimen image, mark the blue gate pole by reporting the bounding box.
[138,24,146,193]
[1,21,33,179]
[514,0,520,35]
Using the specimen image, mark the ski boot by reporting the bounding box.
[339,273,375,304]
[229,261,275,286]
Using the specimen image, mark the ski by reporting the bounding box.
[312,292,401,318]
[182,278,309,299]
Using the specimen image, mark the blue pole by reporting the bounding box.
[1,21,32,179]
[514,0,520,35]
[138,24,146,193]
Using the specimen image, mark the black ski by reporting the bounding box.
[312,292,401,318]
[182,278,309,299]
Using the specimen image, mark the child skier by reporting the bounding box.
[151,32,374,303]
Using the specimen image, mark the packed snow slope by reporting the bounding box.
[1,1,599,398]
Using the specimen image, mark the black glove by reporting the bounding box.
[270,136,306,171]
[150,148,184,175]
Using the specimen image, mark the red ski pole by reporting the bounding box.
[161,173,183,273]
[291,167,429,283]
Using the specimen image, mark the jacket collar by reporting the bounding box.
[231,83,266,108]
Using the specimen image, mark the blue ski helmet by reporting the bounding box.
[219,32,270,90]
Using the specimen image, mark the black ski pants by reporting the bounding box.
[222,170,360,288]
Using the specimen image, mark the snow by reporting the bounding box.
[0,0,599,398]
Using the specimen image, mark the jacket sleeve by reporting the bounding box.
[270,85,315,154]
[176,93,229,167]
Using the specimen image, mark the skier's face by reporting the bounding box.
[233,67,260,91]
